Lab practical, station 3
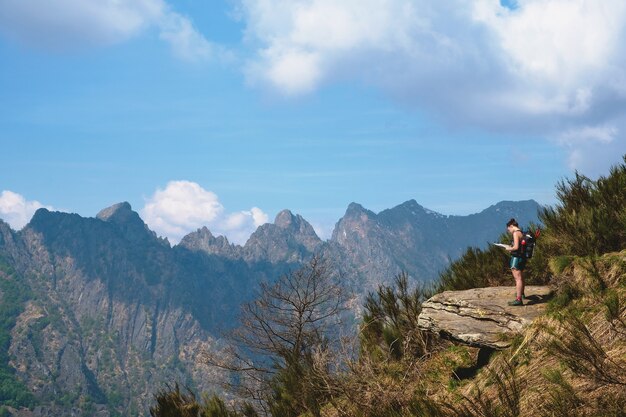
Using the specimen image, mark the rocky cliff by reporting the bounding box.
[417,286,553,349]
[1,205,239,416]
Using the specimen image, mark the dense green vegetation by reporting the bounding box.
[155,155,626,416]
[361,272,436,361]
[0,258,36,409]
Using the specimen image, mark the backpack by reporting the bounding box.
[520,228,540,259]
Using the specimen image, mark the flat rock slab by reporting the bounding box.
[417,286,553,349]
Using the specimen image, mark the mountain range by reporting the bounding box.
[0,199,540,416]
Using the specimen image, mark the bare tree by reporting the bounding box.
[207,255,347,417]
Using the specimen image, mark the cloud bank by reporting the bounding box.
[3,1,625,174]
[141,180,268,245]
[239,0,626,174]
[0,0,213,61]
[0,190,53,230]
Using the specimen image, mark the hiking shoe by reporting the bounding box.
[508,299,523,306]
[522,293,528,300]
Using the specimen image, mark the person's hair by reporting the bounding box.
[506,218,519,228]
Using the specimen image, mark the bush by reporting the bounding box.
[539,369,584,417]
[445,358,521,417]
[546,315,626,387]
[539,156,626,257]
[437,245,511,292]
[361,272,436,361]
[150,384,248,417]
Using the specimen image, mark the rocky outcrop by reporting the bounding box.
[417,286,553,349]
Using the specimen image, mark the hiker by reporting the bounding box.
[505,218,525,306]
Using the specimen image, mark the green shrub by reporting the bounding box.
[437,245,510,292]
[539,369,583,417]
[603,289,622,323]
[539,156,626,258]
[361,272,436,361]
[546,284,581,313]
[548,256,576,276]
[150,384,200,417]
[445,359,520,417]
[201,394,242,417]
[546,315,626,387]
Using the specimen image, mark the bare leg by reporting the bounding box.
[512,269,523,299]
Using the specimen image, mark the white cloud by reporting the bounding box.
[0,0,215,61]
[251,49,323,95]
[554,124,626,174]
[239,0,626,173]
[159,11,213,62]
[558,125,618,146]
[0,190,53,230]
[474,0,625,85]
[141,181,269,245]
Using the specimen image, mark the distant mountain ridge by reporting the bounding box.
[326,199,541,290]
[179,199,541,289]
[0,198,541,416]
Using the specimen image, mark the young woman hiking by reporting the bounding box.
[505,218,525,306]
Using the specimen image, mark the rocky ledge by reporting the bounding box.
[417,286,553,349]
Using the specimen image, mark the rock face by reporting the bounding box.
[0,204,260,416]
[417,286,553,349]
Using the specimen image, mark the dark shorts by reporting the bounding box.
[510,256,526,271]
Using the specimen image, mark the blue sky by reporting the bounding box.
[1,0,625,243]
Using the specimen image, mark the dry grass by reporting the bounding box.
[312,251,626,417]
[437,251,626,417]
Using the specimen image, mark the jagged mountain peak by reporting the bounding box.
[195,226,214,238]
[97,202,137,222]
[474,200,541,226]
[382,200,428,216]
[271,210,319,238]
[178,226,239,258]
[95,202,161,244]
[379,200,446,222]
[344,202,376,219]
[274,209,298,228]
[483,199,539,212]
[178,226,216,246]
[398,199,422,209]
[244,210,321,263]
[27,208,83,230]
[31,207,51,221]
